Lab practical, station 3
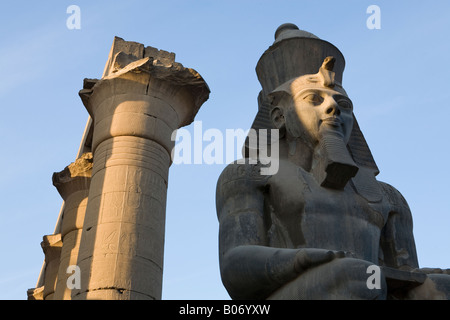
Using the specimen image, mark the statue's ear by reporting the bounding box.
[270,106,286,138]
[268,84,291,139]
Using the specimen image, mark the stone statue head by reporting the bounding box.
[243,23,380,193]
[268,56,354,148]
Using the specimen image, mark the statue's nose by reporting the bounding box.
[325,98,341,116]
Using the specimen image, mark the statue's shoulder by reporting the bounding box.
[217,159,271,192]
[377,181,410,212]
[216,160,270,220]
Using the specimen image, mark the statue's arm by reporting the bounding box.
[379,182,450,298]
[379,182,420,270]
[216,162,339,299]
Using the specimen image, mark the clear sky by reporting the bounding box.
[1,1,449,300]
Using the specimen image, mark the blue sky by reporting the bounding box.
[0,1,449,300]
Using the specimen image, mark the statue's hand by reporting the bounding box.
[294,248,350,273]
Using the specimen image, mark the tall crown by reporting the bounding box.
[255,23,345,97]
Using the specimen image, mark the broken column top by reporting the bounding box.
[81,36,210,123]
[101,37,209,108]
[102,36,177,76]
[52,152,93,200]
[78,37,210,153]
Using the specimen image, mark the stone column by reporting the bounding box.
[41,234,62,300]
[26,286,44,300]
[52,152,93,300]
[74,38,209,300]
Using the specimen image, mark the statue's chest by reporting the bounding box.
[267,167,387,259]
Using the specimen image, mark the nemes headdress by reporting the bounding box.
[244,23,381,200]
[268,55,347,106]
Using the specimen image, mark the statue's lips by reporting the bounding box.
[321,117,342,127]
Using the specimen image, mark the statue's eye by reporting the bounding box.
[303,93,323,105]
[337,99,353,110]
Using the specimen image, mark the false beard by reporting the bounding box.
[312,130,359,190]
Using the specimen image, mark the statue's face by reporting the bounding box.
[285,86,354,145]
